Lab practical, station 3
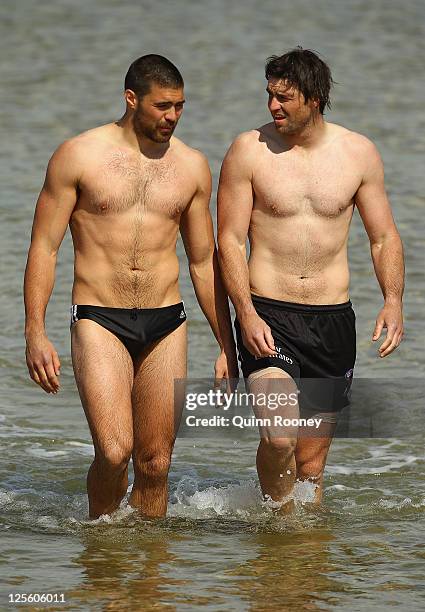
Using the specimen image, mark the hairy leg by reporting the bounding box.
[71,320,134,519]
[129,322,187,518]
[248,368,299,514]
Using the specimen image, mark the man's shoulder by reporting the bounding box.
[329,123,379,157]
[222,129,264,164]
[230,128,263,149]
[52,124,111,163]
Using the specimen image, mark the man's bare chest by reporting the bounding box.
[78,150,194,218]
[253,152,362,219]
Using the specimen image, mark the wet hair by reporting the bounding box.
[124,54,184,99]
[265,47,334,114]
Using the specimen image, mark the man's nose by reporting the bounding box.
[268,96,281,112]
[164,107,177,122]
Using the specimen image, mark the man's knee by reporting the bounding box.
[133,451,172,481]
[296,455,325,481]
[259,436,297,458]
[96,441,132,473]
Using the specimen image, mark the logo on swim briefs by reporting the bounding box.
[180,310,186,319]
[345,368,354,379]
[274,347,293,365]
[70,304,79,325]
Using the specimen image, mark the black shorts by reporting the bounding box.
[234,295,356,413]
[70,302,187,360]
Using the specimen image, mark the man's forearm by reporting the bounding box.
[190,251,235,351]
[24,246,57,337]
[371,233,404,304]
[217,237,256,319]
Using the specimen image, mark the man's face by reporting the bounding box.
[132,83,185,143]
[266,78,317,135]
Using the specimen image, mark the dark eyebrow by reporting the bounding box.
[155,99,186,106]
[266,88,294,99]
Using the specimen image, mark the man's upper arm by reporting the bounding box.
[354,138,399,245]
[31,140,82,254]
[217,133,255,249]
[180,151,214,265]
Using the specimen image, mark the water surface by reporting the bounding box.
[1,0,424,609]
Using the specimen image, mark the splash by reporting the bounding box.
[168,475,318,519]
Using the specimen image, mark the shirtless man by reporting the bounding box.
[218,48,404,510]
[24,54,237,519]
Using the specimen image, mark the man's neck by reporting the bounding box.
[280,116,327,151]
[116,113,169,157]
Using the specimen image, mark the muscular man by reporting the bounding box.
[218,48,404,511]
[24,54,237,519]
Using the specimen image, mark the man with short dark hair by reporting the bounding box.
[218,47,404,511]
[24,54,237,519]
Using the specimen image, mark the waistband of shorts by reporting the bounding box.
[70,301,185,314]
[251,294,353,314]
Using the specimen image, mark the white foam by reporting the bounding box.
[168,476,318,518]
[0,490,15,507]
[66,441,93,448]
[65,441,94,456]
[325,484,356,492]
[86,504,137,525]
[26,448,69,458]
[326,455,418,475]
[37,515,59,529]
[377,497,425,510]
[170,477,261,518]
[294,479,318,503]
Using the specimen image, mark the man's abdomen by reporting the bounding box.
[248,210,352,304]
[248,250,350,305]
[72,251,181,309]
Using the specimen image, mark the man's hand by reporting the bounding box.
[240,312,277,358]
[25,332,61,393]
[214,347,239,393]
[372,302,404,358]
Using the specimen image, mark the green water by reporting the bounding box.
[1,0,424,609]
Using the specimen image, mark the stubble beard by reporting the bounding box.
[133,111,175,143]
[275,110,314,136]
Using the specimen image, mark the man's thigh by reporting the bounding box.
[71,319,134,453]
[247,367,300,442]
[131,321,187,451]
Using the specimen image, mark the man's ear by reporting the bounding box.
[124,89,138,110]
